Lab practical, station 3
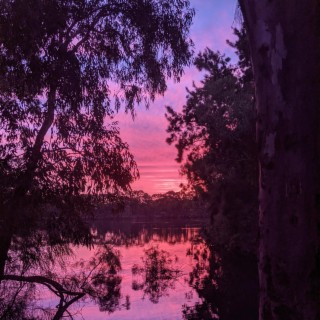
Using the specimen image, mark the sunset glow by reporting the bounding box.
[116,0,238,195]
[132,164,185,194]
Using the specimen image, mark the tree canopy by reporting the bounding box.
[0,0,195,283]
[166,27,258,251]
[166,27,256,197]
[0,0,194,239]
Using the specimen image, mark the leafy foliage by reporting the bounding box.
[94,189,208,220]
[0,0,194,242]
[166,27,258,251]
[132,246,182,303]
[0,243,124,319]
[166,27,256,195]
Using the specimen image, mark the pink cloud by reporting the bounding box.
[114,1,237,194]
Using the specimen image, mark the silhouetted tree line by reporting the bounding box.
[95,190,209,219]
[166,27,258,253]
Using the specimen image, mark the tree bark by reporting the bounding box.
[0,86,57,278]
[239,1,320,319]
[18,85,57,196]
[0,234,11,278]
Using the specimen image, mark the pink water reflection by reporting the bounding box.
[72,226,204,319]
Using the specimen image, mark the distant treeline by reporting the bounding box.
[95,190,209,220]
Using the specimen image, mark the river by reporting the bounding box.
[1,219,258,319]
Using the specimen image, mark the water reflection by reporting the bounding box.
[91,219,202,246]
[183,231,259,320]
[132,246,182,304]
[1,241,123,320]
[1,221,258,319]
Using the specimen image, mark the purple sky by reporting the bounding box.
[115,0,238,195]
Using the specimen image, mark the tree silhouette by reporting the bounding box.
[0,241,124,319]
[239,1,320,318]
[183,235,258,320]
[0,0,194,276]
[166,27,258,252]
[132,246,182,304]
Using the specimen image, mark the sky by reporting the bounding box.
[115,0,238,195]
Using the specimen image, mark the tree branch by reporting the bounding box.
[13,85,57,198]
[30,86,57,164]
[1,274,83,297]
[2,273,86,320]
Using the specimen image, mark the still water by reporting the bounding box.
[2,219,258,319]
[42,220,212,319]
[84,222,205,319]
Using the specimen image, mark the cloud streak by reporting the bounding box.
[116,0,237,194]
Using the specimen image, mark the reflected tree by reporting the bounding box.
[76,245,122,314]
[132,246,182,303]
[183,233,258,320]
[0,280,37,320]
[93,223,200,247]
[0,239,125,319]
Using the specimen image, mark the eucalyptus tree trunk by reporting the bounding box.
[0,86,57,279]
[0,236,11,278]
[239,1,320,319]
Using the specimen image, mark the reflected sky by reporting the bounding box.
[2,221,258,319]
[26,224,206,320]
[78,241,201,320]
